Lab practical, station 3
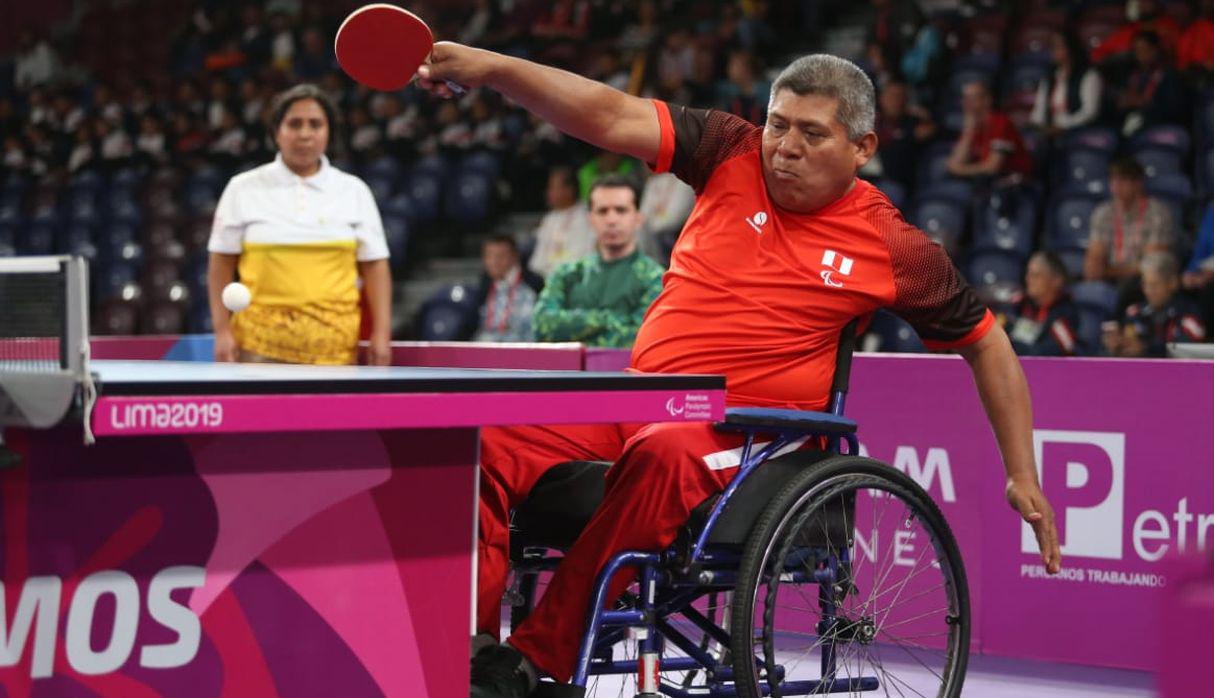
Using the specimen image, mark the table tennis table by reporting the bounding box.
[1,356,723,695]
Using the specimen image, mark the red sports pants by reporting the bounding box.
[478,421,810,682]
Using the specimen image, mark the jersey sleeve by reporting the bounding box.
[871,204,994,350]
[651,100,762,194]
[207,179,246,254]
[352,177,389,262]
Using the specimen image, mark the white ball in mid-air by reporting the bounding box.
[222,282,252,312]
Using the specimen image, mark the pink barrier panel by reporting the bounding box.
[847,355,1213,671]
[1157,553,1214,697]
[0,426,477,697]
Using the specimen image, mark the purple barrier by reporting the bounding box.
[847,355,1213,671]
[1158,553,1214,697]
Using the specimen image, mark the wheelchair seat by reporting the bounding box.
[510,449,846,555]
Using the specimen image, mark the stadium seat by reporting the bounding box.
[1052,247,1086,279]
[461,150,502,179]
[1131,124,1191,155]
[188,302,214,333]
[365,175,396,204]
[1064,127,1118,153]
[863,310,926,353]
[1146,172,1193,201]
[142,301,186,335]
[1056,148,1110,192]
[405,170,442,224]
[95,300,140,336]
[973,204,1035,257]
[183,182,218,215]
[1047,197,1098,249]
[917,177,973,205]
[911,198,966,254]
[383,191,415,221]
[1071,281,1118,316]
[967,249,1025,286]
[365,154,403,180]
[416,283,478,341]
[1133,148,1182,179]
[445,171,495,227]
[382,214,410,265]
[872,179,907,210]
[21,224,57,255]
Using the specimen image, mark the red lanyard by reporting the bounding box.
[485,278,519,333]
[1112,198,1147,264]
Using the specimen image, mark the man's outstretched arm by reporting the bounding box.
[417,42,661,164]
[958,324,1062,574]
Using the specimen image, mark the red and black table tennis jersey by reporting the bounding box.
[631,101,995,411]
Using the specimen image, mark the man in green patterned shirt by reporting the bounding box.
[533,174,665,348]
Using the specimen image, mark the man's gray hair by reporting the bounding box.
[770,54,876,141]
[1140,252,1180,279]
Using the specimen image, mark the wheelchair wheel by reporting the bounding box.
[731,455,969,697]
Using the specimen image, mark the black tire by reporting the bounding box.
[730,455,970,698]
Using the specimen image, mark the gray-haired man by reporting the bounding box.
[418,46,1061,696]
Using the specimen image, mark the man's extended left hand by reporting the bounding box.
[1007,478,1062,574]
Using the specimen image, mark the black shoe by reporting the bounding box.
[470,644,533,698]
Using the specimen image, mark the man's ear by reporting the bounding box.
[854,131,878,168]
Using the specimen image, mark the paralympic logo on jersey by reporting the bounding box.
[1023,430,1213,563]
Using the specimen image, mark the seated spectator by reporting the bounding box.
[1030,30,1104,137]
[1179,0,1214,73]
[871,79,935,194]
[474,235,543,343]
[1092,0,1181,65]
[1084,157,1175,308]
[534,175,664,348]
[1183,201,1214,330]
[1104,252,1205,357]
[947,81,1033,182]
[1003,251,1083,356]
[528,166,596,278]
[1116,30,1186,136]
[639,165,695,262]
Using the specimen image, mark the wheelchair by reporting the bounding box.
[508,321,971,697]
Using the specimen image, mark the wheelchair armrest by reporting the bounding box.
[715,407,857,436]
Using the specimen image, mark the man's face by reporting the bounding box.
[761,90,875,213]
[1109,174,1143,204]
[879,83,907,117]
[1141,268,1177,309]
[588,186,643,250]
[481,242,517,281]
[1025,257,1063,305]
[1133,38,1158,67]
[546,171,576,209]
[960,83,990,117]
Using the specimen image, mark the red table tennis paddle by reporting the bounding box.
[335,3,465,94]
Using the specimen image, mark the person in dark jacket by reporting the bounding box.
[1005,251,1083,356]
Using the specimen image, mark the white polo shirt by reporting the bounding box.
[207,154,389,364]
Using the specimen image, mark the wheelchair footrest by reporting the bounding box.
[715,407,857,435]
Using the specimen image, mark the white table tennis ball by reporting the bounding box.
[222,282,251,312]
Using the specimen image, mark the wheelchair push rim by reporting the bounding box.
[732,456,971,698]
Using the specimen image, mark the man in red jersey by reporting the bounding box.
[417,48,1062,697]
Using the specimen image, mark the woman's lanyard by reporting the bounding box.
[485,277,520,333]
[1113,198,1148,265]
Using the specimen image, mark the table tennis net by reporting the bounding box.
[0,258,68,372]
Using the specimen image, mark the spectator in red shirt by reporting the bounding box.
[418,44,1062,696]
[947,80,1033,181]
[1179,0,1214,72]
[1091,0,1181,65]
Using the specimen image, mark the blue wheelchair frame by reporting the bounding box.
[513,320,897,696]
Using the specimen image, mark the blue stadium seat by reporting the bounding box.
[419,302,473,341]
[142,302,186,335]
[187,165,225,190]
[460,150,502,179]
[973,204,1034,257]
[21,224,57,255]
[106,190,144,224]
[364,175,396,205]
[966,249,1025,286]
[1056,148,1110,192]
[1133,147,1182,178]
[1146,172,1193,201]
[910,198,966,253]
[109,166,145,189]
[864,310,926,353]
[1005,61,1049,97]
[916,142,956,185]
[188,301,214,333]
[1063,127,1118,153]
[405,171,442,224]
[0,195,21,225]
[69,169,104,192]
[183,182,218,215]
[444,171,494,226]
[917,178,973,205]
[1131,124,1191,155]
[382,214,409,264]
[1047,197,1097,249]
[412,153,451,180]
[1052,247,1086,279]
[95,300,140,336]
[59,225,97,259]
[1071,280,1118,315]
[364,155,403,180]
[1076,307,1107,355]
[383,191,415,221]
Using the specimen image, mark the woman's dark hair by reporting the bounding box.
[267,83,340,141]
[1053,29,1089,73]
